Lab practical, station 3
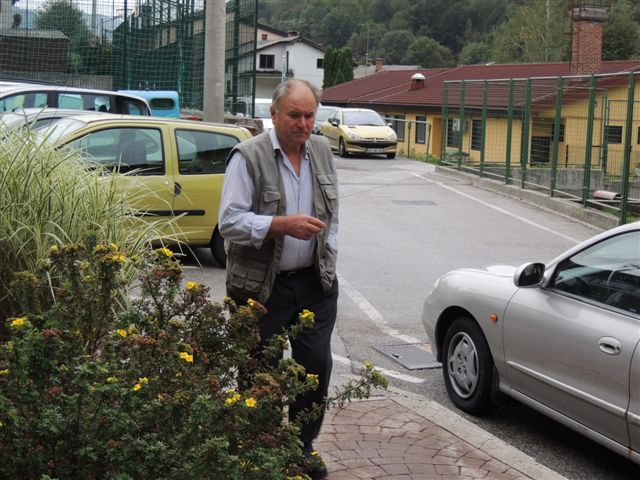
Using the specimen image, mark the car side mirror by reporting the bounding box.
[330,120,339,126]
[514,262,545,287]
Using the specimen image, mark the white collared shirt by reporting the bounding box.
[219,129,338,271]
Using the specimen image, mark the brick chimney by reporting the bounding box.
[410,73,426,90]
[375,58,384,72]
[570,7,608,76]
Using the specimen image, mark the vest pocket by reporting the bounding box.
[228,260,268,293]
[316,174,338,213]
[260,189,281,215]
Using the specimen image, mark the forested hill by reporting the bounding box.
[258,0,640,67]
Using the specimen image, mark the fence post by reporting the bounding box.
[457,80,466,170]
[480,80,488,177]
[620,71,635,224]
[441,83,449,164]
[582,75,597,207]
[520,78,532,188]
[407,120,412,157]
[505,79,514,184]
[550,76,563,197]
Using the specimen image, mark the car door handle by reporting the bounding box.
[598,337,622,355]
[174,182,182,196]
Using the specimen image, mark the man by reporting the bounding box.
[219,79,338,479]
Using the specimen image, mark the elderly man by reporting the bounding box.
[219,79,338,479]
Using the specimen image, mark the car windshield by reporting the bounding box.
[316,108,334,122]
[343,111,386,126]
[37,118,89,143]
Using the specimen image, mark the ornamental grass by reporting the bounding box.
[0,127,170,320]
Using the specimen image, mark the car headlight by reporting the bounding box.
[347,132,363,141]
[387,132,397,142]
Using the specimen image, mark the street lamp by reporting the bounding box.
[360,22,370,76]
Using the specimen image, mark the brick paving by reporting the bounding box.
[316,398,535,480]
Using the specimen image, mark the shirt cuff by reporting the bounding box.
[251,215,273,249]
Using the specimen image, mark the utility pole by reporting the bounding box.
[203,0,226,122]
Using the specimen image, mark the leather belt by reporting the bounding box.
[278,266,314,279]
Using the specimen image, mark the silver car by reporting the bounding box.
[421,221,640,464]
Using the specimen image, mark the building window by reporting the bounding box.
[551,121,565,142]
[316,58,323,69]
[415,116,426,144]
[261,33,268,41]
[259,54,274,69]
[392,115,405,141]
[605,125,622,144]
[471,119,482,150]
[446,118,460,148]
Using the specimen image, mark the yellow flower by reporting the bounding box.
[247,298,256,307]
[306,373,319,385]
[10,317,27,329]
[244,397,257,408]
[0,369,9,375]
[225,393,241,406]
[107,253,126,264]
[299,309,315,328]
[138,377,149,384]
[115,329,128,338]
[106,377,118,384]
[178,352,194,363]
[186,281,198,290]
[132,383,142,392]
[109,242,118,251]
[49,245,59,254]
[157,247,173,257]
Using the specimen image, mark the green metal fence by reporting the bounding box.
[0,0,257,113]
[441,72,640,224]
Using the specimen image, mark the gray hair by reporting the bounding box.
[272,79,320,112]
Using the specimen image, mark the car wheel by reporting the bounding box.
[442,316,495,414]
[386,152,396,159]
[338,138,349,157]
[210,226,227,268]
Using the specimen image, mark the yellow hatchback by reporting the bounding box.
[320,108,397,159]
[39,113,253,266]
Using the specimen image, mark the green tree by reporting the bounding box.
[36,0,91,69]
[323,45,337,89]
[459,41,492,65]
[338,47,354,84]
[403,36,455,68]
[491,0,568,63]
[603,0,640,60]
[380,30,415,64]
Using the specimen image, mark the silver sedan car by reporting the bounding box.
[422,221,640,464]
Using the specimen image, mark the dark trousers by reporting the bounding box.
[236,268,338,446]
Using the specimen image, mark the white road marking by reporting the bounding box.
[337,272,422,345]
[333,354,425,384]
[411,172,582,243]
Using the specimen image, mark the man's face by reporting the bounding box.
[271,84,317,150]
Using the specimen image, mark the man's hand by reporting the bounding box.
[268,214,326,240]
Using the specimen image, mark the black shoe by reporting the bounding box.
[302,444,328,479]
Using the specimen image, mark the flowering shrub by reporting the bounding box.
[0,243,387,479]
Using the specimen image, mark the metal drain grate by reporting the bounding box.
[393,200,436,206]
[372,343,442,370]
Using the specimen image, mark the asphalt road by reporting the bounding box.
[179,154,640,480]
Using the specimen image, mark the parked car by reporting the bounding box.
[421,221,640,464]
[0,107,106,130]
[38,113,253,266]
[252,97,273,130]
[320,108,397,158]
[118,90,180,118]
[312,105,338,135]
[0,82,151,115]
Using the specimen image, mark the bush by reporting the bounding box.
[0,127,169,320]
[0,244,387,479]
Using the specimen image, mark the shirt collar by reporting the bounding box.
[269,128,308,160]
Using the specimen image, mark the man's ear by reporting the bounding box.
[270,105,276,117]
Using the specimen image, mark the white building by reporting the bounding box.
[254,23,325,98]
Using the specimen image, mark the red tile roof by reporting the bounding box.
[320,61,640,110]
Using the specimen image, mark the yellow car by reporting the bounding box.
[39,113,253,266]
[320,107,397,159]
